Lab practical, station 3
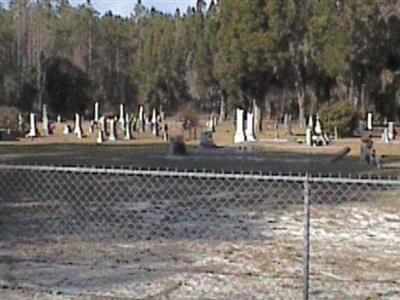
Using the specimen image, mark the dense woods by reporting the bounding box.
[1,0,400,123]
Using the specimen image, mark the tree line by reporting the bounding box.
[0,0,400,124]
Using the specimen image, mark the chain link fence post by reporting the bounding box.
[303,174,310,300]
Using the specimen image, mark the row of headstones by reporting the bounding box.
[24,103,169,143]
[82,103,169,143]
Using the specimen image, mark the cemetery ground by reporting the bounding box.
[1,118,400,299]
[0,174,399,299]
[1,117,399,175]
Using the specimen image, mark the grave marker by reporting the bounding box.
[245,112,256,142]
[94,102,99,122]
[124,113,132,140]
[27,113,37,138]
[119,104,125,127]
[108,119,116,141]
[234,108,246,144]
[74,113,83,138]
[367,112,373,131]
[42,104,49,136]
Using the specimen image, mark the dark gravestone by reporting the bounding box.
[200,132,216,149]
[169,135,186,155]
[0,129,18,141]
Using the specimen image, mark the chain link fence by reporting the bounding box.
[0,165,399,299]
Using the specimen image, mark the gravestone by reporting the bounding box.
[200,131,216,148]
[253,99,260,132]
[151,108,157,136]
[169,135,186,155]
[234,108,246,144]
[74,113,83,138]
[367,112,373,131]
[306,127,312,146]
[42,104,49,136]
[245,112,256,142]
[308,115,314,129]
[96,127,104,144]
[124,113,132,140]
[94,102,99,122]
[99,116,106,137]
[108,119,116,141]
[27,113,38,138]
[163,123,169,142]
[315,115,322,135]
[138,105,145,132]
[63,125,71,135]
[18,113,24,133]
[119,104,125,127]
[57,115,62,123]
[382,128,390,143]
[89,120,95,134]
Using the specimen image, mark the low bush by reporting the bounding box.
[319,101,358,137]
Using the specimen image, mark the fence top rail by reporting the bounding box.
[1,164,400,185]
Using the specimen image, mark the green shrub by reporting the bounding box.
[319,101,358,137]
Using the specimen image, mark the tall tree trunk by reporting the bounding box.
[219,92,227,122]
[297,83,306,127]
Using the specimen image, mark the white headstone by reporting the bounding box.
[42,104,49,136]
[151,108,157,135]
[315,115,322,135]
[124,113,131,140]
[139,105,145,132]
[234,108,246,144]
[18,113,24,132]
[89,120,95,134]
[74,113,83,138]
[367,112,373,131]
[57,115,62,123]
[94,102,99,122]
[99,116,105,132]
[109,119,116,141]
[382,128,390,144]
[245,112,256,142]
[306,127,312,146]
[119,103,125,126]
[96,127,104,144]
[63,125,70,135]
[308,115,314,129]
[27,113,37,138]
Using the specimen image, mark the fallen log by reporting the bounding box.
[330,147,351,163]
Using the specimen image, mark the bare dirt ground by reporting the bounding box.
[1,186,399,299]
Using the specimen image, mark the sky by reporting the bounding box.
[0,1,205,16]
